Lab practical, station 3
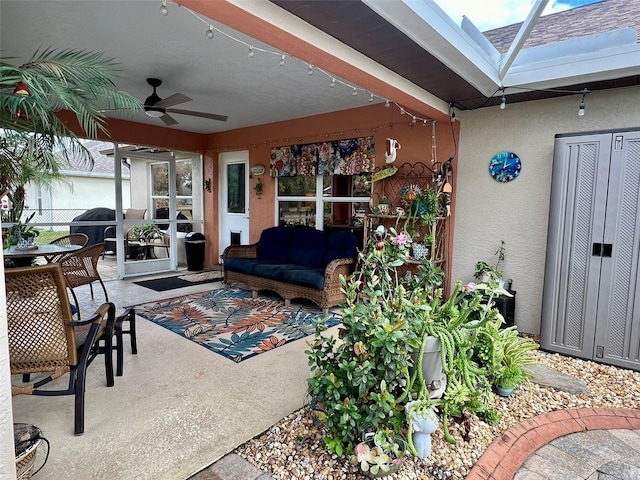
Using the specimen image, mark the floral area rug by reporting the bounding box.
[135,288,341,363]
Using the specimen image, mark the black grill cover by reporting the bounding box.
[70,207,115,246]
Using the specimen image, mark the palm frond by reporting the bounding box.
[1,47,142,138]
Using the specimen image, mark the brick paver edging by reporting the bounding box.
[466,407,640,480]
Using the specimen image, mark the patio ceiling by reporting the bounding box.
[1,0,639,136]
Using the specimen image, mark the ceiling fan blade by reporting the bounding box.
[155,93,192,109]
[160,113,179,126]
[167,108,229,122]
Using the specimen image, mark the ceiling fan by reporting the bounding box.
[143,78,228,126]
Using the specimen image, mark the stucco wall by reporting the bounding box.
[205,102,460,270]
[452,86,640,334]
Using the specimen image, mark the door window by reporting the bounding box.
[227,163,246,214]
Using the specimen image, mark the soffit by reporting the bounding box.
[273,0,640,110]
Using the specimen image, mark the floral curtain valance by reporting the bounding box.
[270,136,375,177]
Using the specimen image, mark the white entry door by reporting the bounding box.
[219,151,250,257]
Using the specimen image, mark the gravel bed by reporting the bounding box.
[235,349,640,479]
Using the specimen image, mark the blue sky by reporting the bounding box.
[435,0,602,31]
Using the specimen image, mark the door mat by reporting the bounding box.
[134,288,340,362]
[133,271,223,292]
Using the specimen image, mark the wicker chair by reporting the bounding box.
[44,233,88,263]
[6,264,117,435]
[59,243,109,319]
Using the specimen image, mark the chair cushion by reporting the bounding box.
[223,258,260,275]
[282,268,325,290]
[257,226,292,263]
[288,227,327,268]
[323,231,358,267]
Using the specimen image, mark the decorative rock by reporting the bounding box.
[526,364,590,394]
[235,351,639,480]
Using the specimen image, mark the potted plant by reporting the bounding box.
[493,327,537,396]
[350,430,406,478]
[412,282,506,444]
[474,240,506,285]
[475,314,538,397]
[375,195,391,215]
[130,223,163,242]
[7,212,39,247]
[306,225,428,457]
[253,178,263,196]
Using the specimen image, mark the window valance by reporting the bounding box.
[270,136,375,177]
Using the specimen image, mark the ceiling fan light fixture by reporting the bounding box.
[144,107,165,118]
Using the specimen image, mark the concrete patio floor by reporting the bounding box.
[10,261,312,479]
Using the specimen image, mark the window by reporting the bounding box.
[277,173,372,230]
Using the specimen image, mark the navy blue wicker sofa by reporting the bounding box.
[221,226,358,314]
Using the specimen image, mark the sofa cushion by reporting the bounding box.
[258,226,292,263]
[223,258,261,275]
[288,227,327,268]
[282,268,325,290]
[252,263,297,281]
[323,231,358,267]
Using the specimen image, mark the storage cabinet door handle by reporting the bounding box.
[602,243,612,257]
[592,243,602,256]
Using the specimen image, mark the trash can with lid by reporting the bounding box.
[184,232,206,271]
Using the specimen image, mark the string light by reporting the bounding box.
[578,88,589,116]
[211,123,397,152]
[163,1,432,123]
[453,85,594,116]
[160,0,168,16]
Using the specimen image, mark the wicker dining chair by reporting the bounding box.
[59,243,109,319]
[44,233,89,263]
[6,264,117,435]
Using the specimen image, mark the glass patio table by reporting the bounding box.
[3,244,82,266]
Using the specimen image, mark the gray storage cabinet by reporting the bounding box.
[541,128,640,371]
